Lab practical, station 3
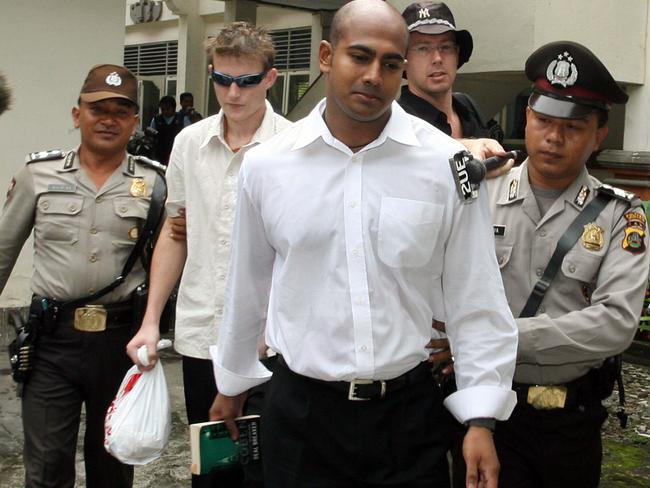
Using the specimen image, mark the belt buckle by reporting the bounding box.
[74,305,107,332]
[527,385,567,409]
[348,379,386,401]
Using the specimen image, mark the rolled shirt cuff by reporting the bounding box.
[444,385,517,424]
[209,344,273,397]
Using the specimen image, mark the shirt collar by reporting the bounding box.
[200,100,278,151]
[291,98,420,152]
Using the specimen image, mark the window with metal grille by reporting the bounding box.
[270,27,311,71]
[124,41,178,76]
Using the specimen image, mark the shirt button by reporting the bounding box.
[220,239,228,246]
[224,205,230,210]
[539,230,547,237]
[90,227,98,235]
[88,288,95,294]
[350,201,357,208]
[568,264,576,273]
[41,201,49,210]
[538,306,545,314]
[89,254,97,263]
[219,274,226,281]
[352,249,359,257]
[360,345,368,352]
[536,268,543,277]
[119,206,127,213]
[216,307,223,315]
[95,197,102,203]
[227,171,234,177]
[355,298,363,306]
[68,203,77,212]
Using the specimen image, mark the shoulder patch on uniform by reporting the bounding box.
[622,209,646,254]
[131,155,167,173]
[598,184,637,204]
[25,149,65,164]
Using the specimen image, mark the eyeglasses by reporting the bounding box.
[410,42,458,57]
[210,70,268,88]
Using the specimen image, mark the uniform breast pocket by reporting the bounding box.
[112,197,148,247]
[561,248,603,285]
[377,197,442,268]
[37,195,83,243]
[495,243,514,269]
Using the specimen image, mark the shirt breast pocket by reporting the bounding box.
[561,248,602,285]
[112,197,148,247]
[37,195,83,243]
[377,197,442,268]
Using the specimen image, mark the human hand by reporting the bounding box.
[209,392,247,440]
[463,426,499,488]
[169,209,186,241]
[459,138,515,180]
[125,322,160,371]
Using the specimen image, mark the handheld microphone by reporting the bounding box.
[449,150,526,203]
[465,150,525,184]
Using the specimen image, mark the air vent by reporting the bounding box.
[124,41,178,76]
[271,28,311,70]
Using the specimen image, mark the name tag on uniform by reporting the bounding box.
[47,184,76,193]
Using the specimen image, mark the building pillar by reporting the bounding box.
[623,3,650,151]
[224,0,257,24]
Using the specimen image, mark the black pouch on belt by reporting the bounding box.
[7,310,38,387]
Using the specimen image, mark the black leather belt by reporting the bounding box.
[56,300,133,329]
[513,371,598,410]
[277,355,431,401]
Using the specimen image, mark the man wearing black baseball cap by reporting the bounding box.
[399,2,497,141]
[487,41,648,487]
[0,63,165,488]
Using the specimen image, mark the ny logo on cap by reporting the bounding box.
[418,8,430,18]
[105,72,123,87]
[546,51,578,88]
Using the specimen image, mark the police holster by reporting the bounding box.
[519,189,628,427]
[7,310,37,395]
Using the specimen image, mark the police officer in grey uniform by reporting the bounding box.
[0,65,163,488]
[487,41,650,487]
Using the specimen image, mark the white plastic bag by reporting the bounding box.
[104,339,172,465]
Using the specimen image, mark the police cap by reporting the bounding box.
[525,41,628,119]
[79,64,138,106]
[402,2,473,68]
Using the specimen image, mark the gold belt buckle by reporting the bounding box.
[74,305,107,332]
[527,385,567,410]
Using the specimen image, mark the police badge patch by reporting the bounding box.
[581,223,604,251]
[622,210,646,254]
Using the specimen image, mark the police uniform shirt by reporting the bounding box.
[487,161,650,385]
[0,148,158,302]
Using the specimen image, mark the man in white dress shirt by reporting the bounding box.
[210,1,518,487]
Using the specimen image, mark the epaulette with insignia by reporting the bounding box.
[25,149,65,164]
[131,155,167,174]
[597,184,637,204]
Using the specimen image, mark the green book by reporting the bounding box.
[189,415,261,475]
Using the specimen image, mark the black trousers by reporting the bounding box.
[22,322,134,488]
[182,356,244,488]
[494,399,608,488]
[262,359,451,488]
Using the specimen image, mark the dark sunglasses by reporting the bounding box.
[210,70,267,88]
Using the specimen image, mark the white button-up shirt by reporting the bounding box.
[211,100,517,423]
[166,100,292,359]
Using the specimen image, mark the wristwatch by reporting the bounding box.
[466,417,496,432]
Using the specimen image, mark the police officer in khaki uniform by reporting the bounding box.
[487,41,650,487]
[0,65,162,488]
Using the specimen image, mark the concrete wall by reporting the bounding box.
[0,0,126,307]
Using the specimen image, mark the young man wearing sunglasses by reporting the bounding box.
[126,21,291,488]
